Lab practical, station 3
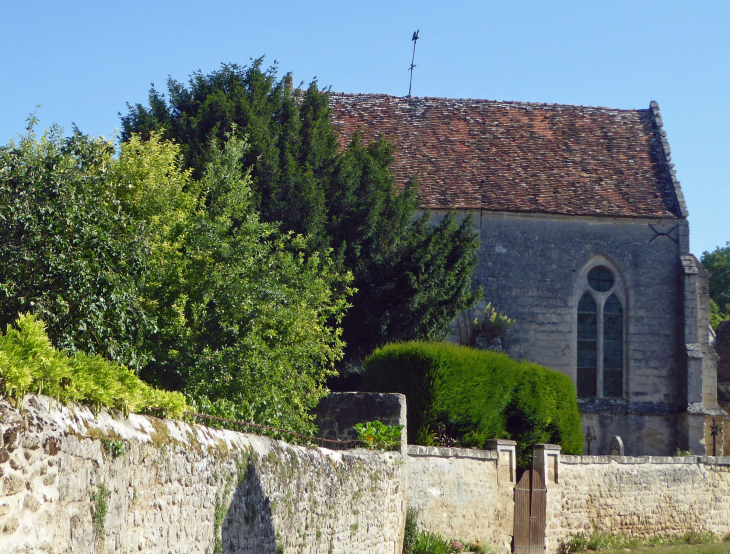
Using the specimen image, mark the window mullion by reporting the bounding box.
[597,295,604,398]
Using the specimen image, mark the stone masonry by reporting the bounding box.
[0,395,406,554]
[438,208,724,456]
[549,453,730,552]
[407,441,517,553]
[7,394,730,554]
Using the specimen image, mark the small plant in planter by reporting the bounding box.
[473,303,514,350]
[353,420,403,451]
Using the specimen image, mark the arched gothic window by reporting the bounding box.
[576,265,625,398]
[577,294,597,397]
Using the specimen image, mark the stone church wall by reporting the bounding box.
[0,396,406,554]
[433,209,690,455]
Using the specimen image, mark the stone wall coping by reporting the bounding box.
[485,439,517,446]
[534,443,562,451]
[562,454,730,465]
[323,391,407,400]
[407,444,498,461]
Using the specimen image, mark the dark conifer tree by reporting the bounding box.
[121,60,481,363]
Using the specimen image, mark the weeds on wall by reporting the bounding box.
[101,439,126,459]
[0,314,186,417]
[91,483,110,551]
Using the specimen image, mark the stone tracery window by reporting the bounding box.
[576,265,624,399]
[577,294,598,397]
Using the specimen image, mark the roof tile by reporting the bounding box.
[329,93,682,219]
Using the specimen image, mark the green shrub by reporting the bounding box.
[0,313,186,418]
[353,420,403,451]
[408,530,454,554]
[362,341,583,466]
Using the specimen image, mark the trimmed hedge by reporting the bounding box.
[362,341,583,466]
[0,314,186,418]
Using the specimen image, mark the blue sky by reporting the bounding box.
[1,0,727,255]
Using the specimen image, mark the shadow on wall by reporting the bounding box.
[221,459,277,553]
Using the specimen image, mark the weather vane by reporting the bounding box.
[407,30,419,97]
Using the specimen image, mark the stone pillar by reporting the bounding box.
[533,444,561,487]
[486,439,517,484]
[534,444,561,554]
[681,255,725,454]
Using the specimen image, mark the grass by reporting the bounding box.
[403,508,489,554]
[600,544,730,554]
[561,532,730,554]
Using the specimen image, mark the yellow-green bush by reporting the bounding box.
[0,313,186,418]
[362,341,583,466]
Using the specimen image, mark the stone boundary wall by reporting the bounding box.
[544,453,730,553]
[406,442,516,553]
[408,444,730,554]
[0,395,406,554]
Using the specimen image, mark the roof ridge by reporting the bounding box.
[329,91,647,113]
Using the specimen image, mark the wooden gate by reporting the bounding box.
[513,469,547,554]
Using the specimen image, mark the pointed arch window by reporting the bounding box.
[577,294,597,398]
[603,294,623,398]
[576,265,625,399]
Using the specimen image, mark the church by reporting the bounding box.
[329,92,723,456]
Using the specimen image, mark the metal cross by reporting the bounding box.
[407,30,419,97]
[585,427,596,455]
[711,417,720,456]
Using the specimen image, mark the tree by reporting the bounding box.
[121,61,481,362]
[0,122,158,370]
[0,123,350,433]
[701,242,730,329]
[144,136,352,431]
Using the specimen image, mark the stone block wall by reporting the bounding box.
[545,454,730,553]
[408,443,730,554]
[406,443,516,553]
[0,395,406,554]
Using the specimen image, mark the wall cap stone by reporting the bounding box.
[561,454,730,466]
[407,444,497,460]
[485,439,517,447]
[533,444,561,451]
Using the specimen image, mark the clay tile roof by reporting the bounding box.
[329,93,684,218]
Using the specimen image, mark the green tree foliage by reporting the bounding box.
[148,137,351,431]
[121,61,481,361]
[0,313,186,417]
[362,341,583,467]
[0,123,159,370]
[702,243,730,328]
[0,124,350,433]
